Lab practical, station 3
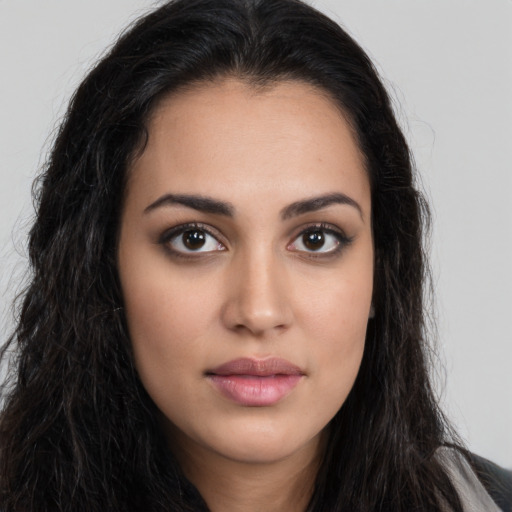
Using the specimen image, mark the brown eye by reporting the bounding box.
[183,229,206,250]
[302,230,325,251]
[162,224,226,255]
[288,225,346,256]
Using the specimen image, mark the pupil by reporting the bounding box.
[183,230,206,250]
[303,230,324,250]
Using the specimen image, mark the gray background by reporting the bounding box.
[1,1,511,466]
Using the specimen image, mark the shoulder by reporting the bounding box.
[436,446,512,512]
[466,452,512,512]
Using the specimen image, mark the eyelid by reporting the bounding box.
[158,222,227,257]
[287,222,353,256]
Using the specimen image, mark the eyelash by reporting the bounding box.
[158,222,353,260]
[158,222,226,259]
[287,223,353,259]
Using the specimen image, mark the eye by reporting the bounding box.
[160,224,226,256]
[287,225,348,255]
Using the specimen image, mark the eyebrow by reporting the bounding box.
[280,192,363,220]
[144,193,234,216]
[144,192,362,219]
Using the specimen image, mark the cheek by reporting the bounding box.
[124,279,215,339]
[298,267,371,400]
[120,265,222,391]
[300,266,372,339]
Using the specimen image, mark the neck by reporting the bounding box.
[172,435,325,512]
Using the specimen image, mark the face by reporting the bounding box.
[118,79,373,468]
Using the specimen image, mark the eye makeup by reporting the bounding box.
[157,222,227,260]
[287,222,354,260]
[157,220,354,262]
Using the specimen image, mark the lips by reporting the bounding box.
[206,357,304,406]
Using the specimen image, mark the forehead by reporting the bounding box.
[127,79,370,215]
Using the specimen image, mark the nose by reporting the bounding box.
[221,249,293,336]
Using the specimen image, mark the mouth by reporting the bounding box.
[205,357,305,407]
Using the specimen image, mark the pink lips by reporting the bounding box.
[206,358,304,406]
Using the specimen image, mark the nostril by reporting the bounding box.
[229,319,290,337]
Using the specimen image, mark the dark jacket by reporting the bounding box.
[468,452,512,512]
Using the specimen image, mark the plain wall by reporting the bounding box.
[1,0,511,467]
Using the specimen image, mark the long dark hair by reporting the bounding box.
[0,0,462,510]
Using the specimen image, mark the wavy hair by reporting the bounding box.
[0,0,462,510]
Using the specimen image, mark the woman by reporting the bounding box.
[0,0,509,510]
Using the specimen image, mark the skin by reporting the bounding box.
[118,79,374,512]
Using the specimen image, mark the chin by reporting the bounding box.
[186,414,325,466]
